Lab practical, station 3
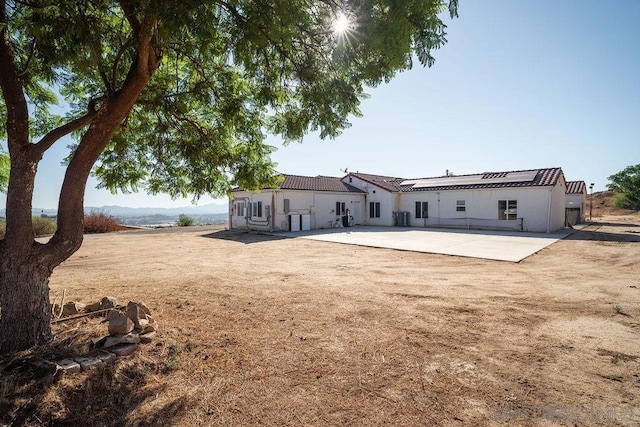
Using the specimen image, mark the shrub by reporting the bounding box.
[1,217,56,237]
[32,216,57,236]
[611,193,636,210]
[176,214,195,227]
[84,211,122,233]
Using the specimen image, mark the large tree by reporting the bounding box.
[0,0,458,353]
[607,164,640,210]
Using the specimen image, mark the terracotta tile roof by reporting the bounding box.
[566,181,586,194]
[347,172,405,192]
[232,174,365,193]
[234,168,568,194]
[398,168,565,192]
[279,174,365,192]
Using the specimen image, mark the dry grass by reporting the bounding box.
[1,217,640,426]
[84,211,124,234]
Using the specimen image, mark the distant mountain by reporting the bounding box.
[0,202,228,218]
[85,203,228,216]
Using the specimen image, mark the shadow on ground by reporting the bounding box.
[564,229,640,242]
[201,229,290,244]
[0,326,191,426]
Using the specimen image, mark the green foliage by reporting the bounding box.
[3,1,458,200]
[608,164,640,210]
[612,304,623,314]
[2,216,57,239]
[32,217,57,236]
[84,210,121,233]
[0,147,8,194]
[176,214,195,227]
[611,193,634,210]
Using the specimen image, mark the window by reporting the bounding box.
[456,200,466,212]
[336,201,346,216]
[236,202,245,216]
[498,200,517,220]
[252,201,263,217]
[369,202,381,218]
[415,201,428,218]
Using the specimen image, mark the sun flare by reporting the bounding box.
[333,12,350,35]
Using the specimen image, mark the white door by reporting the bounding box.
[352,201,361,225]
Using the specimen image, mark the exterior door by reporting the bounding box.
[352,201,361,225]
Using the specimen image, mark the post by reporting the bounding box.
[589,183,594,221]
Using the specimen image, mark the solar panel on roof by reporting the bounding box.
[403,170,538,189]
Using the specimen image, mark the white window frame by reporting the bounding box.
[498,200,517,220]
[369,202,381,218]
[252,201,263,218]
[415,201,428,218]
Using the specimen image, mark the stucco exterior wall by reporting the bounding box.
[231,173,569,234]
[344,176,398,226]
[548,178,567,232]
[230,189,365,231]
[398,184,566,232]
[229,190,274,231]
[566,192,587,222]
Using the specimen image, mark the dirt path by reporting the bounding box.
[9,216,640,425]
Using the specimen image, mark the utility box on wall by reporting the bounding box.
[301,214,311,231]
[289,214,300,232]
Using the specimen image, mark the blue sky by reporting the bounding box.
[2,0,639,209]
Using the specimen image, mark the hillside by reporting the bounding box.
[589,191,638,218]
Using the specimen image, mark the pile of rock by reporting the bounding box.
[98,301,158,351]
[56,300,158,374]
[54,296,119,317]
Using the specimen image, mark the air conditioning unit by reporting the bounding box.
[396,211,410,227]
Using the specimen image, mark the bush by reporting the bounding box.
[32,216,57,236]
[176,214,195,227]
[611,192,638,210]
[1,217,57,238]
[84,211,122,233]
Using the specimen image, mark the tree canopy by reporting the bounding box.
[0,0,458,353]
[607,164,640,210]
[3,0,458,199]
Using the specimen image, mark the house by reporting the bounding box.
[229,175,365,232]
[230,167,573,233]
[565,181,587,225]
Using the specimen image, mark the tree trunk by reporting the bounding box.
[0,4,161,355]
[0,251,53,353]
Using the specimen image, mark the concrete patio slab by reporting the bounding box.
[277,226,569,262]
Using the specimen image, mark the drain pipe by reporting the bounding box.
[546,188,552,233]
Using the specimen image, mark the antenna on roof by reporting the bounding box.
[340,167,349,174]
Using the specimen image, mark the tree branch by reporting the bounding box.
[43,4,162,266]
[33,111,98,155]
[17,37,36,77]
[118,0,141,36]
[0,1,30,151]
[111,38,132,90]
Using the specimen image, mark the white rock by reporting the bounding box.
[107,310,134,335]
[104,332,140,348]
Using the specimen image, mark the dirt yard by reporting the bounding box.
[2,214,639,426]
